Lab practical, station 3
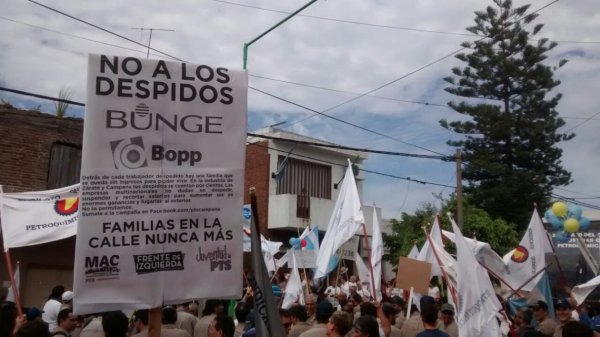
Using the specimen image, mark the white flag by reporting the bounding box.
[355,252,372,298]
[442,228,506,282]
[6,262,19,302]
[417,215,443,277]
[503,211,552,292]
[281,251,305,309]
[276,251,289,269]
[428,237,457,292]
[261,235,283,273]
[572,274,600,305]
[407,244,420,260]
[1,184,79,250]
[314,163,364,279]
[371,208,383,302]
[452,219,502,337]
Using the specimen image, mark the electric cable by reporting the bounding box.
[246,141,455,188]
[27,0,185,62]
[0,16,175,59]
[249,85,449,157]
[247,132,452,160]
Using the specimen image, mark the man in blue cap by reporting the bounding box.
[553,298,574,337]
[530,300,556,337]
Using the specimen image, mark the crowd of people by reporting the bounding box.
[1,274,598,337]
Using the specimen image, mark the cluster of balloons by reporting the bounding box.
[289,237,308,249]
[545,201,591,243]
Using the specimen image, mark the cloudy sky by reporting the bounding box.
[1,0,598,220]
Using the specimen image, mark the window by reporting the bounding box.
[47,143,81,189]
[275,156,332,199]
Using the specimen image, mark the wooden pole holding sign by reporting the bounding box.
[361,223,378,301]
[3,250,23,316]
[148,308,162,337]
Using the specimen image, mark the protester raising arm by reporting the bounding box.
[376,302,391,337]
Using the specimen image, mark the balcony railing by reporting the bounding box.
[296,193,310,219]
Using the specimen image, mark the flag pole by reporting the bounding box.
[534,204,566,285]
[4,249,23,316]
[333,249,342,304]
[361,223,378,301]
[507,262,553,299]
[422,225,458,306]
[477,261,517,293]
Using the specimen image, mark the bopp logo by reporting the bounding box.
[110,136,148,169]
[110,136,202,169]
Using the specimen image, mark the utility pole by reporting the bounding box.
[243,0,318,69]
[131,27,175,58]
[455,149,463,229]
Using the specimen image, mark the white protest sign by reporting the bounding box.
[74,54,247,314]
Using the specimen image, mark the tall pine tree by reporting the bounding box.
[441,0,573,229]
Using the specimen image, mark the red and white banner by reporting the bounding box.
[1,184,80,250]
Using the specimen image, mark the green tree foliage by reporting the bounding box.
[440,0,573,230]
[383,199,520,265]
[382,203,436,264]
[441,198,519,256]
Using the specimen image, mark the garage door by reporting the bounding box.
[23,266,73,308]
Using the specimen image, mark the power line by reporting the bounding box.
[284,0,561,127]
[15,0,567,165]
[552,193,600,210]
[214,0,596,44]
[0,85,456,188]
[249,74,447,108]
[217,0,598,44]
[0,86,453,161]
[8,9,595,121]
[562,116,600,121]
[555,187,600,199]
[0,16,175,59]
[6,9,453,112]
[0,86,85,106]
[27,0,185,62]
[564,111,600,132]
[249,85,449,157]
[212,0,475,37]
[246,140,455,188]
[247,132,452,160]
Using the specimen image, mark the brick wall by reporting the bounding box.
[0,104,83,193]
[244,140,271,233]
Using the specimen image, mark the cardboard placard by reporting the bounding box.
[395,257,431,294]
